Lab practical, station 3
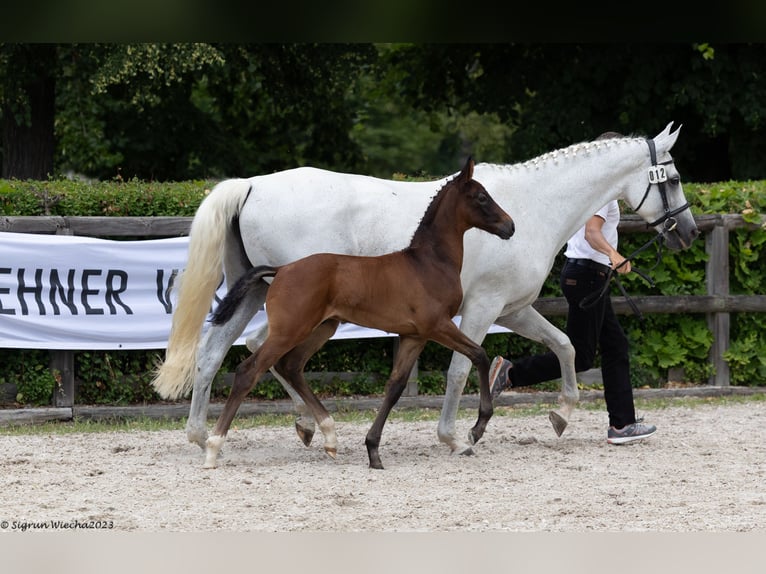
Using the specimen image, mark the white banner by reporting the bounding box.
[0,232,510,350]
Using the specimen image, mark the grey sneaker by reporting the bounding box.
[489,356,513,399]
[607,419,657,444]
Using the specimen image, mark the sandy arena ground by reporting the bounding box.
[1,397,764,533]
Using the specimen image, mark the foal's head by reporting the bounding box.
[419,157,515,241]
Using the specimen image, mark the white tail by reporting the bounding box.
[151,178,252,399]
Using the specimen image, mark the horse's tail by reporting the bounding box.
[211,265,278,325]
[151,178,252,400]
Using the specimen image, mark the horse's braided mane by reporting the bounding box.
[477,134,647,173]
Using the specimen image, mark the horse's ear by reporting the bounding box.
[460,156,474,180]
[657,122,681,151]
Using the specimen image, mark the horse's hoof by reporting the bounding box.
[324,447,337,459]
[295,421,315,447]
[187,432,208,450]
[454,445,475,457]
[548,410,568,437]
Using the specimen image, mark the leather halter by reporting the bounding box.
[634,138,690,231]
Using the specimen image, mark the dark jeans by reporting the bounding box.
[510,260,636,428]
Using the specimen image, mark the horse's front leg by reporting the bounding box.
[496,306,579,436]
[187,289,264,449]
[366,337,426,470]
[436,310,497,455]
[430,321,493,448]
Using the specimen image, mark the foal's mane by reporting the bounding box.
[407,173,459,249]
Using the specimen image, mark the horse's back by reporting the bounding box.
[238,167,448,266]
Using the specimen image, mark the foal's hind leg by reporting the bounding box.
[273,320,340,458]
[204,343,283,469]
[248,325,317,447]
[366,336,426,470]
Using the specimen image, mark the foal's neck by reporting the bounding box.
[407,219,467,272]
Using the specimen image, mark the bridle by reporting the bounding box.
[580,138,691,319]
[634,137,690,232]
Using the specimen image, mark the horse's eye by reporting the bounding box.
[476,192,488,204]
[670,176,680,186]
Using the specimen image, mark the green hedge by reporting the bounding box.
[1,177,765,405]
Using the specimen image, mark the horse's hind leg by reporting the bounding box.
[366,336,426,470]
[273,320,340,457]
[187,286,264,448]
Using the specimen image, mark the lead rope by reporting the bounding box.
[578,231,666,321]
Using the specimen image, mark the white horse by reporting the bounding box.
[152,122,699,457]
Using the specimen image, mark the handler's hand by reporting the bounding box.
[610,253,631,274]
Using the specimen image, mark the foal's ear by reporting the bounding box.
[459,156,475,180]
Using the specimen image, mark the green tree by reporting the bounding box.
[0,44,57,179]
[1,43,378,181]
[384,43,766,182]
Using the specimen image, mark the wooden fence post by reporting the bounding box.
[49,351,75,407]
[706,222,731,386]
[49,222,76,406]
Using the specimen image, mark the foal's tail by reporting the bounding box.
[211,266,278,325]
[151,178,252,400]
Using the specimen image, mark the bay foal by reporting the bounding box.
[204,158,514,469]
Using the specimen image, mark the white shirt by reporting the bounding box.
[564,200,620,267]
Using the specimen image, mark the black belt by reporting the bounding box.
[566,258,611,275]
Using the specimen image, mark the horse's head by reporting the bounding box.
[455,157,515,240]
[625,122,699,251]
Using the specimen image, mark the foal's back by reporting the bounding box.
[264,248,464,338]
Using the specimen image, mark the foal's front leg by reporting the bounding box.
[430,321,493,448]
[365,336,426,470]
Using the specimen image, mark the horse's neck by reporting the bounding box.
[477,139,643,246]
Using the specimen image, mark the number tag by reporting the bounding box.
[648,165,667,184]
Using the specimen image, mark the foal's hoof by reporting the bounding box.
[548,410,568,437]
[295,420,315,447]
[324,446,337,459]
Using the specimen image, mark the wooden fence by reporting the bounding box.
[2,213,765,408]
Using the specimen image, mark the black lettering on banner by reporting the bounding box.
[49,269,78,315]
[105,270,133,315]
[156,269,178,313]
[81,269,104,315]
[0,267,13,315]
[17,268,46,315]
